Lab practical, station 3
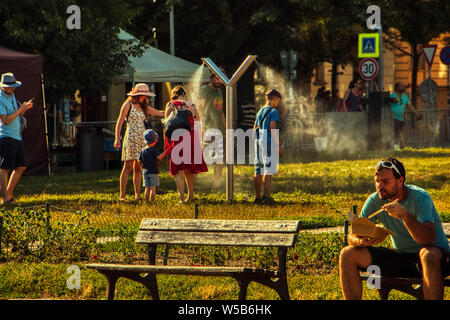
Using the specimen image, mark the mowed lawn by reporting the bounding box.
[14,147,450,225]
[1,147,449,300]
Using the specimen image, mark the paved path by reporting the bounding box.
[301,223,450,238]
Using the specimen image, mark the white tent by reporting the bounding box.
[113,30,210,83]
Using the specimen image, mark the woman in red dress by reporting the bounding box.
[164,86,207,203]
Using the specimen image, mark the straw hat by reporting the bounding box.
[0,73,22,88]
[127,83,156,97]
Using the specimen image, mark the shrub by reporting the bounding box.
[0,207,98,263]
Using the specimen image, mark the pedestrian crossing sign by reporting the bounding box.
[358,33,379,58]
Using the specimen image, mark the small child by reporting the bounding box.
[139,129,169,202]
[253,89,282,205]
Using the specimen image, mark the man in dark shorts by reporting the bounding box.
[0,73,33,205]
[339,157,449,300]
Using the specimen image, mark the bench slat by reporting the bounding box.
[86,264,279,277]
[135,230,297,247]
[139,219,301,234]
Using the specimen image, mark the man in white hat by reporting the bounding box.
[0,73,33,205]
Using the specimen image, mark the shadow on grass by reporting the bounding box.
[279,147,450,164]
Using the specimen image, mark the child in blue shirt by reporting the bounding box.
[139,129,169,202]
[253,89,282,204]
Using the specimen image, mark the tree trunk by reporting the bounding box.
[330,60,338,112]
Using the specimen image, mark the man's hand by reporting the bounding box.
[382,201,408,220]
[348,233,383,247]
[20,100,33,113]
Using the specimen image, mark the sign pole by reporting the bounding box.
[201,56,257,202]
[378,25,383,91]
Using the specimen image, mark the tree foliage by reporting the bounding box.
[0,0,145,102]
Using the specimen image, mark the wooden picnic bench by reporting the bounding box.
[87,218,301,300]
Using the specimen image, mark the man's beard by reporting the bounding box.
[378,185,398,200]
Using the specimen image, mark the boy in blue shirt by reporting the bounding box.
[139,129,169,202]
[253,89,282,204]
[339,157,449,300]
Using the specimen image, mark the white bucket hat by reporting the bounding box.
[0,73,22,88]
[127,83,156,97]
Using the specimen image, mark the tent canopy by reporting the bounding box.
[113,30,210,83]
[0,46,48,175]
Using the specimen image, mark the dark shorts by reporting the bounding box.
[0,137,26,170]
[394,119,404,138]
[363,246,450,278]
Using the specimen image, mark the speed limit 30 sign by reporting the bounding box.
[359,58,378,80]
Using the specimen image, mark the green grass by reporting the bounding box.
[1,147,450,300]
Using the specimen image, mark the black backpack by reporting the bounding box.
[164,102,191,141]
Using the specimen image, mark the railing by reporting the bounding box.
[404,108,450,148]
[51,121,116,149]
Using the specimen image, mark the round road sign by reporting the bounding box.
[439,46,450,65]
[359,58,378,80]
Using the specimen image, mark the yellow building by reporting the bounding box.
[313,32,450,109]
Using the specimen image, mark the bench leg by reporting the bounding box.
[235,275,290,300]
[102,273,119,300]
[377,287,391,300]
[122,272,160,300]
[261,277,289,300]
[142,274,160,300]
[236,278,250,300]
[274,277,290,300]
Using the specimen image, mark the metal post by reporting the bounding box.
[378,25,383,91]
[447,66,450,142]
[201,56,257,202]
[0,216,3,255]
[169,5,175,55]
[41,74,51,175]
[344,220,349,246]
[226,86,234,201]
[53,103,57,146]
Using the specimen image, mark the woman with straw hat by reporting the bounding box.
[114,83,164,201]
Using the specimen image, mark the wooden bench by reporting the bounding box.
[360,274,450,300]
[360,242,450,300]
[87,218,301,300]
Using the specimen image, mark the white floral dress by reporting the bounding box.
[122,105,146,161]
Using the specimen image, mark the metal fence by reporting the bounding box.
[282,108,450,152]
[403,108,450,148]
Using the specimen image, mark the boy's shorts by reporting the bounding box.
[143,173,160,188]
[254,140,278,176]
[0,137,26,170]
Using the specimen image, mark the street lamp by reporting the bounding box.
[201,55,257,201]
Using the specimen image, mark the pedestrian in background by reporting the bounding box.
[114,83,164,201]
[0,73,33,205]
[390,81,422,149]
[253,89,282,205]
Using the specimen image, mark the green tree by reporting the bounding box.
[0,0,145,103]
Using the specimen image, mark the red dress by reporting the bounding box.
[165,100,208,176]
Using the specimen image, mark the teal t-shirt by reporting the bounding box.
[360,185,449,253]
[0,90,22,141]
[390,92,410,122]
[199,84,224,134]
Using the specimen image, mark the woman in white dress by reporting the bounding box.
[114,83,164,201]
